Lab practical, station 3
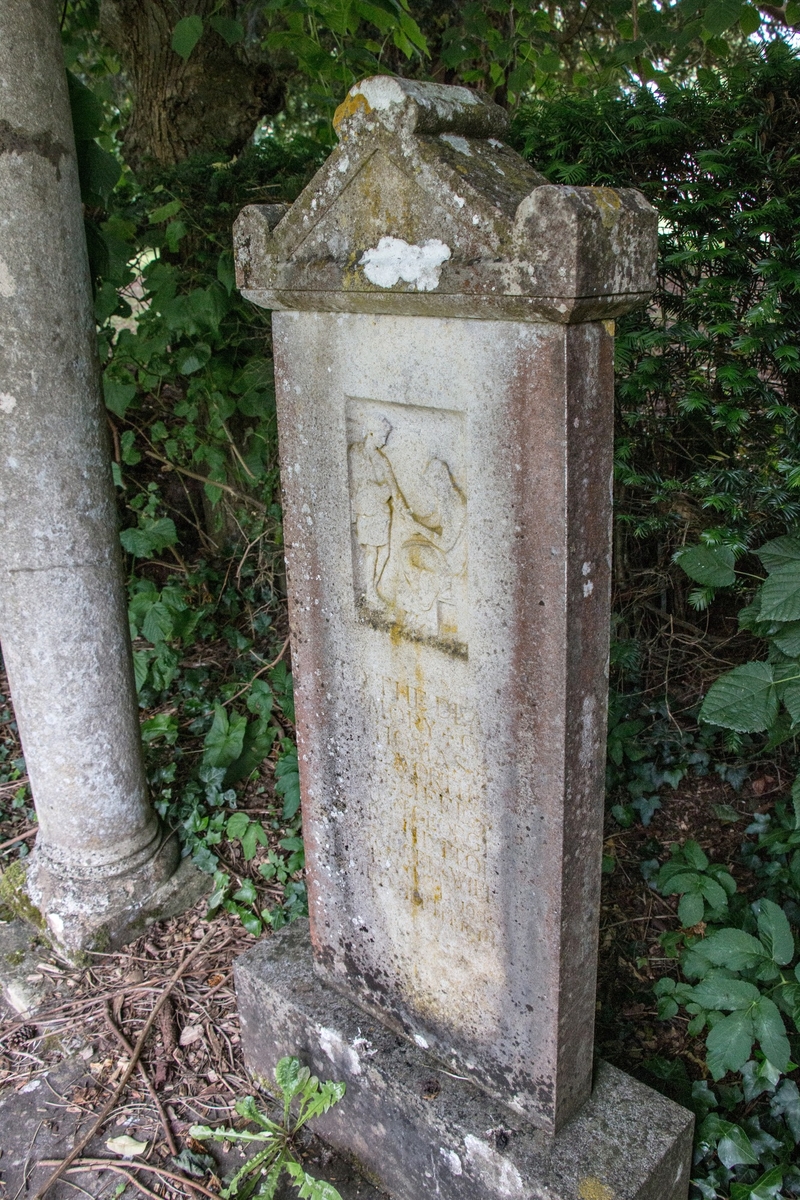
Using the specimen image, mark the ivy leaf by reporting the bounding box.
[203,706,247,769]
[706,1009,754,1078]
[172,15,204,60]
[759,563,800,622]
[233,878,257,905]
[753,996,791,1072]
[227,812,250,841]
[676,544,736,586]
[716,1123,759,1168]
[700,662,777,732]
[757,898,795,965]
[771,1079,800,1140]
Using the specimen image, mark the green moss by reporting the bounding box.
[4,948,25,966]
[0,862,45,929]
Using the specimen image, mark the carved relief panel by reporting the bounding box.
[346,398,467,657]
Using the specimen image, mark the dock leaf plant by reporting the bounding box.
[190,1056,345,1199]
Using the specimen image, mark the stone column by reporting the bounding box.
[233,77,693,1199]
[0,0,178,952]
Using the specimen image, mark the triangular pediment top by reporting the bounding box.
[269,133,544,265]
[233,77,657,322]
[265,119,546,263]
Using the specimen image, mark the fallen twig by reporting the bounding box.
[0,826,37,853]
[32,928,216,1200]
[39,1158,221,1200]
[104,1001,178,1157]
[222,635,290,708]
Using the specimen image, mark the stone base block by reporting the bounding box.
[236,922,694,1200]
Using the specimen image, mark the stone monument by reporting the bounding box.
[234,77,694,1198]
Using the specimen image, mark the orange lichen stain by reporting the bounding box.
[332,91,371,134]
[588,187,622,230]
[578,1178,615,1200]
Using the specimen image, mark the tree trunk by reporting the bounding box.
[99,0,283,173]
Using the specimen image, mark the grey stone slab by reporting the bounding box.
[236,923,694,1200]
[0,919,57,1016]
[266,310,612,1132]
[233,76,656,323]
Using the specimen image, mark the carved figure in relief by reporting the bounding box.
[348,410,467,646]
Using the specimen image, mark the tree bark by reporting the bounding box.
[99,0,283,173]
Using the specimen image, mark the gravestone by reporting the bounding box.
[234,77,694,1198]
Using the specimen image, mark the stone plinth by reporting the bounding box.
[237,923,695,1200]
[234,75,691,1195]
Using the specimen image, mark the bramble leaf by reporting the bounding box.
[756,898,794,965]
[676,544,736,586]
[706,1009,754,1078]
[759,563,800,622]
[700,662,777,731]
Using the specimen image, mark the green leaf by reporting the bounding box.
[717,1123,759,1167]
[66,71,103,141]
[120,518,177,558]
[703,0,744,36]
[208,14,245,44]
[203,706,247,769]
[241,820,268,861]
[700,662,777,732]
[233,878,257,905]
[774,622,800,656]
[149,199,183,224]
[274,1055,303,1099]
[103,379,136,419]
[678,890,705,927]
[172,15,204,60]
[227,812,250,841]
[753,996,791,1072]
[697,927,769,971]
[759,563,800,622]
[787,0,800,22]
[738,3,760,33]
[771,1078,800,1139]
[676,544,735,586]
[706,1009,754,1078]
[756,536,800,570]
[757,899,795,965]
[176,343,211,376]
[692,973,761,1011]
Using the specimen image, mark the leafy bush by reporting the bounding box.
[517,44,800,666]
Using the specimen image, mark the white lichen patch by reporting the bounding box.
[0,392,18,414]
[0,259,16,297]
[359,236,450,292]
[440,1148,463,1176]
[463,1134,524,1197]
[440,133,472,156]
